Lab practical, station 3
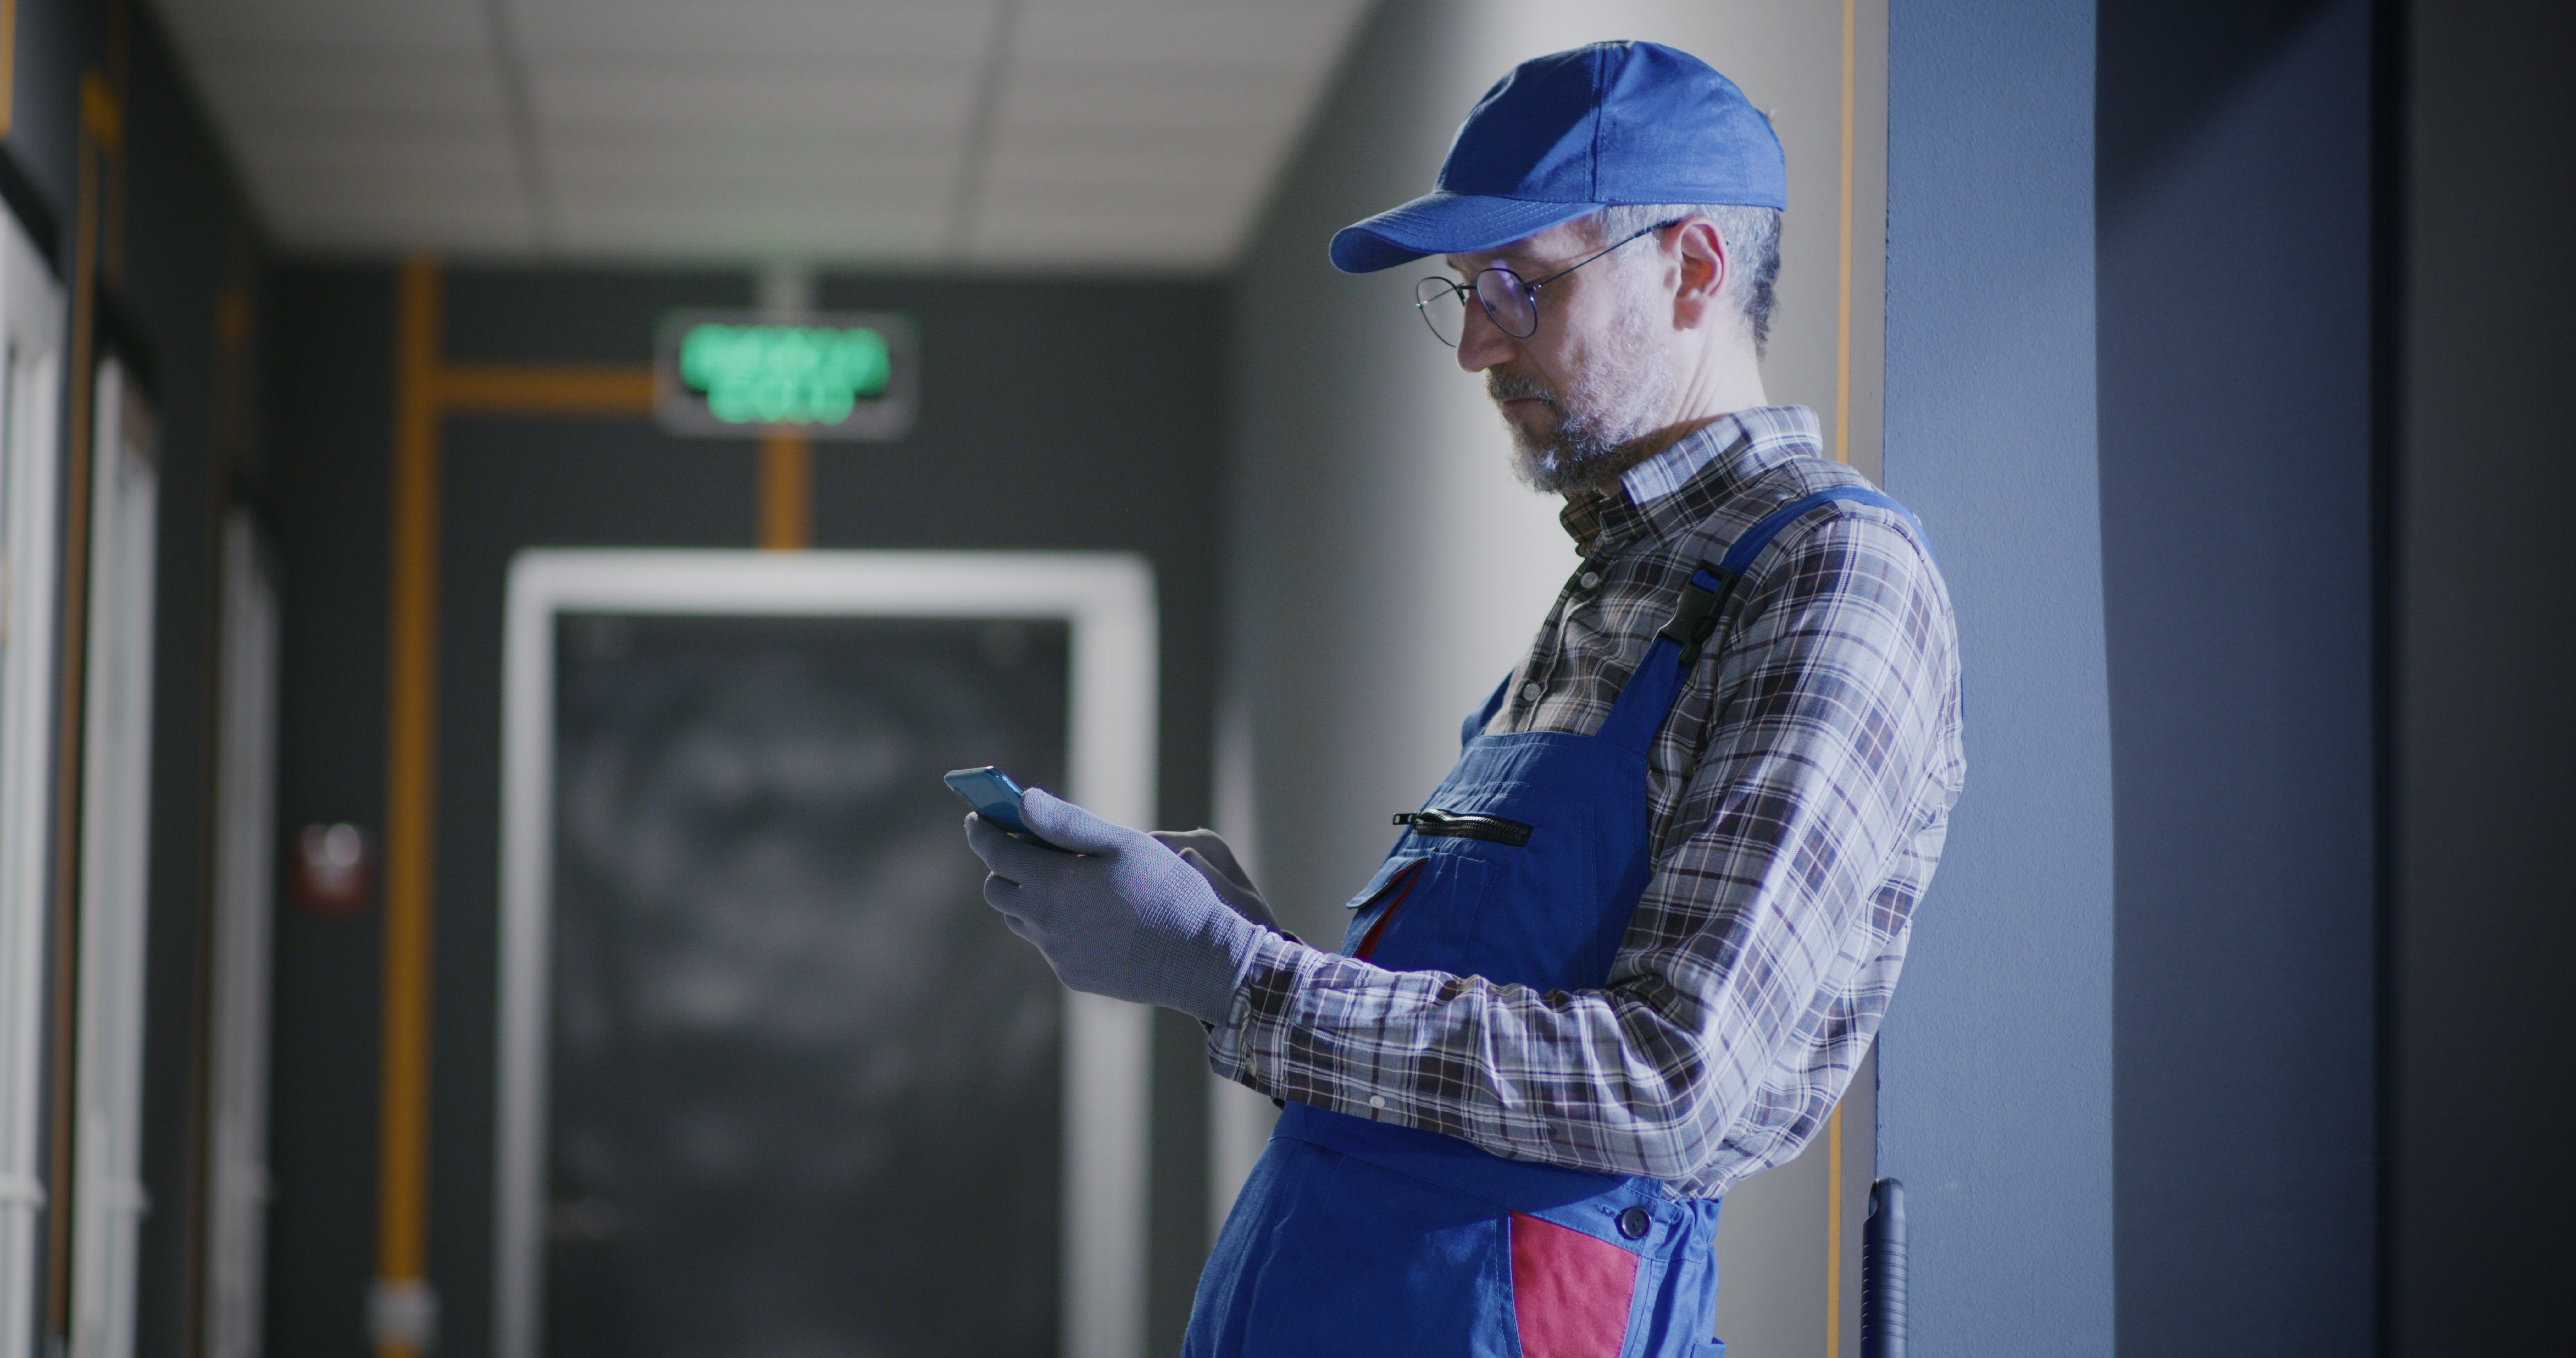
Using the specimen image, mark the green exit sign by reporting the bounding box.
[654,309,918,440]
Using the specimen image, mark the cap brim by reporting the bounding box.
[1328,192,1604,274]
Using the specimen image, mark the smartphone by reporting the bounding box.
[944,766,1074,852]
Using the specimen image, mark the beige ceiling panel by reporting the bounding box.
[155,0,490,56]
[183,46,506,119]
[529,58,982,131]
[511,0,996,63]
[231,125,518,185]
[253,164,527,221]
[543,119,966,169]
[156,0,1368,267]
[978,174,1261,224]
[547,146,956,192]
[227,116,517,232]
[551,204,949,262]
[1015,0,1370,69]
[984,118,1275,161]
[980,146,1256,191]
[998,63,1311,130]
[551,178,953,224]
[964,217,1235,271]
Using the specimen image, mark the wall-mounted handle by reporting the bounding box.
[1863,1177,1907,1358]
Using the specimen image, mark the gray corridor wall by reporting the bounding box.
[257,266,1229,1357]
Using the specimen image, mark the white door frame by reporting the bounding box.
[496,549,1159,1358]
[0,202,66,1358]
[203,512,280,1358]
[69,357,158,1358]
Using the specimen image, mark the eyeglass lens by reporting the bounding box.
[1413,268,1536,346]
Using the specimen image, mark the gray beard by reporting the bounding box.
[1487,311,1677,496]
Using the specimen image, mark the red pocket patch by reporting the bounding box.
[1509,1211,1639,1357]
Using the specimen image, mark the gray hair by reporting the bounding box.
[1585,202,1782,357]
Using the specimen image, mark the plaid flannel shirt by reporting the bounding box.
[1207,405,1964,1199]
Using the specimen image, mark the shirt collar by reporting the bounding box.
[1618,413,1744,505]
[1558,405,1825,554]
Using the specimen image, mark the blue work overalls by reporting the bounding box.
[1185,488,1921,1358]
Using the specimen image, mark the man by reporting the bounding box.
[965,40,1963,1355]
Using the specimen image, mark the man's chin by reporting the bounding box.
[1509,441,1598,496]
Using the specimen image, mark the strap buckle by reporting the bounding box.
[1654,565,1736,669]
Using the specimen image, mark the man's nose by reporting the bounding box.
[1455,296,1512,372]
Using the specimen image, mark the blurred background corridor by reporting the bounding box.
[0,1,2565,1356]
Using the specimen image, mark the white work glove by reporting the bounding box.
[1146,829,1283,935]
[965,789,1263,1024]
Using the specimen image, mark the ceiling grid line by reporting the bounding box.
[945,0,1025,264]
[482,0,556,253]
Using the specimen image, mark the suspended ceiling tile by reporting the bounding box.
[228,121,519,247]
[511,0,997,63]
[551,205,950,262]
[235,135,519,193]
[965,217,1237,272]
[985,117,1277,158]
[156,0,1378,268]
[551,178,954,221]
[977,175,1263,226]
[541,120,969,174]
[997,62,1313,130]
[547,146,957,190]
[250,163,528,220]
[180,45,507,120]
[528,57,984,131]
[155,0,491,55]
[974,160,1257,205]
[271,199,539,254]
[1016,0,1369,69]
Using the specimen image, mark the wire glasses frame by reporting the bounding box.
[1412,220,1675,347]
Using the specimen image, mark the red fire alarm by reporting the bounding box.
[293,822,372,916]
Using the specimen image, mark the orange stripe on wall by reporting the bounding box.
[376,253,443,1358]
[437,363,654,416]
[0,0,19,143]
[759,432,812,550]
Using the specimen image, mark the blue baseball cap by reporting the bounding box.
[1329,41,1786,274]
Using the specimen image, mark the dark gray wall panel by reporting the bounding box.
[2097,1,2380,1352]
[2393,0,2576,1350]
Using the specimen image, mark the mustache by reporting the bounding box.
[1485,369,1558,407]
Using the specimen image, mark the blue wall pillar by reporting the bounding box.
[1879,2,2114,1352]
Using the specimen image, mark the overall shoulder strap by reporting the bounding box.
[1462,670,1514,749]
[1654,485,1929,670]
[1598,484,1929,753]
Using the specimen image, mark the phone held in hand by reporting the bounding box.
[945,765,1075,852]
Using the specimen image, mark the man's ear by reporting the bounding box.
[1669,218,1730,331]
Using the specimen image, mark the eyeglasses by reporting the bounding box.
[1412,221,1674,347]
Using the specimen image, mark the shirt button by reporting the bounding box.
[1579,571,1602,589]
[1368,1095,1387,1110]
[1520,682,1542,703]
[1617,1206,1651,1240]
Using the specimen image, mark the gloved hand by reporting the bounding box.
[966,788,1263,1023]
[1146,829,1281,934]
